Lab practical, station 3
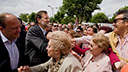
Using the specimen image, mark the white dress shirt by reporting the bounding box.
[0,31,19,69]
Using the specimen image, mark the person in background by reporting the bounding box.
[0,13,28,72]
[26,22,35,31]
[17,18,29,65]
[25,10,50,66]
[98,26,113,34]
[17,18,27,54]
[76,26,83,36]
[86,25,97,36]
[30,22,35,26]
[18,31,83,72]
[62,24,67,29]
[63,27,69,34]
[51,22,58,31]
[83,29,87,36]
[68,30,76,38]
[67,22,74,30]
[58,24,63,31]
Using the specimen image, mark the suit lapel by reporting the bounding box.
[0,35,10,61]
[35,24,48,42]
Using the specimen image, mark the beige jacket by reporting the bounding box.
[30,53,83,72]
[109,32,128,62]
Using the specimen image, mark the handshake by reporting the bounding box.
[18,66,30,72]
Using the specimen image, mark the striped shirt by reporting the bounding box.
[116,34,128,59]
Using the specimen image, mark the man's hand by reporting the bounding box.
[18,66,30,72]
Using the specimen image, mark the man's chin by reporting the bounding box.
[113,28,117,32]
[113,30,119,34]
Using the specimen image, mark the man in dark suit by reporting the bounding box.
[0,13,28,72]
[25,10,50,66]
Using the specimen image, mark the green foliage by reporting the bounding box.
[60,0,103,24]
[63,16,75,24]
[90,12,108,23]
[29,12,36,22]
[19,13,29,22]
[19,12,36,23]
[50,10,75,24]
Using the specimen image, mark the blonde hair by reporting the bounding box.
[92,33,109,51]
[48,31,72,55]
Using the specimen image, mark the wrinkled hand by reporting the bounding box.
[18,66,30,72]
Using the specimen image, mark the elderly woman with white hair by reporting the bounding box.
[18,31,82,72]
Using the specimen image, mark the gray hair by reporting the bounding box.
[48,31,72,55]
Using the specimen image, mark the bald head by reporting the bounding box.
[0,13,18,28]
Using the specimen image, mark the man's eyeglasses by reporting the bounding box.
[113,17,128,23]
[53,25,58,27]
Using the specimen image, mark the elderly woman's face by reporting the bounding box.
[46,40,56,57]
[89,40,103,57]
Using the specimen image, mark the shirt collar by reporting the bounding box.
[38,25,46,35]
[0,31,16,43]
[0,31,9,43]
[124,34,128,42]
[117,34,128,42]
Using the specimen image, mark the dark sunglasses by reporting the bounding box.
[113,17,128,23]
[53,25,58,27]
[76,31,81,33]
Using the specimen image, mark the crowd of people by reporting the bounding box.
[0,9,128,72]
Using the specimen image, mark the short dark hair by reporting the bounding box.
[116,9,128,16]
[17,17,22,24]
[88,25,97,33]
[35,10,47,23]
[0,13,6,28]
[77,26,83,32]
[116,9,128,20]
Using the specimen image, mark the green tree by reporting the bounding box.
[50,10,75,24]
[90,12,108,23]
[53,11,65,23]
[19,13,29,22]
[109,6,128,22]
[60,0,102,24]
[63,16,75,24]
[29,12,36,22]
